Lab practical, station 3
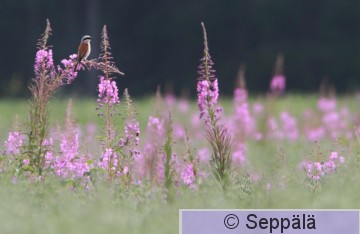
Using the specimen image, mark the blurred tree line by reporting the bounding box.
[0,0,359,98]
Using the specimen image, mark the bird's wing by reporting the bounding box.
[77,43,89,61]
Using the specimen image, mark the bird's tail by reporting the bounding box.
[73,61,79,72]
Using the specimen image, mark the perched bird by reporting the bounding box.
[74,35,92,71]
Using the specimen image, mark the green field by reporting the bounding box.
[1,95,360,234]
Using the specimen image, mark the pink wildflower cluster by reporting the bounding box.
[156,153,179,185]
[303,151,345,181]
[34,49,54,75]
[52,128,89,178]
[197,78,221,122]
[315,97,350,139]
[305,127,325,141]
[317,97,336,112]
[4,132,24,155]
[231,87,254,165]
[270,75,286,95]
[181,163,196,186]
[98,148,120,175]
[267,117,283,139]
[120,121,140,147]
[97,76,120,107]
[135,116,165,179]
[233,88,255,138]
[280,112,298,140]
[232,143,246,166]
[35,49,79,85]
[198,147,211,162]
[267,112,298,141]
[58,54,78,84]
[147,116,165,137]
[42,138,54,168]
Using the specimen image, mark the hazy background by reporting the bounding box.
[1,0,359,98]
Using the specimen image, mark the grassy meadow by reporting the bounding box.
[1,94,360,233]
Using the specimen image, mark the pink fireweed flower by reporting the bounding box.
[304,161,324,181]
[181,163,196,186]
[136,142,155,178]
[270,75,286,95]
[132,148,145,179]
[267,117,283,140]
[303,151,345,181]
[190,113,202,131]
[52,128,89,179]
[97,76,120,107]
[165,94,176,107]
[253,102,264,114]
[198,147,211,162]
[280,112,298,141]
[178,99,190,113]
[23,159,30,166]
[98,148,119,173]
[317,97,336,113]
[173,123,186,139]
[4,131,24,154]
[34,49,55,75]
[58,54,78,84]
[197,48,219,123]
[197,79,220,122]
[322,151,344,174]
[323,160,336,173]
[42,137,54,168]
[232,143,246,165]
[120,120,140,147]
[156,153,179,185]
[233,88,255,138]
[305,127,325,141]
[147,116,165,137]
[156,154,165,184]
[60,129,79,160]
[329,151,345,164]
[123,166,129,175]
[136,116,165,180]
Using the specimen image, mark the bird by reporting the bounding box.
[74,35,92,72]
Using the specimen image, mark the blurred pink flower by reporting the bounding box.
[4,131,24,155]
[253,103,264,114]
[173,123,186,139]
[23,159,30,166]
[98,148,119,174]
[267,117,283,139]
[305,127,325,141]
[280,112,298,141]
[232,143,246,165]
[317,97,336,113]
[302,151,345,181]
[178,99,190,113]
[120,121,140,147]
[270,75,286,95]
[165,94,176,107]
[198,147,211,162]
[181,164,195,186]
[147,116,165,137]
[233,88,255,138]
